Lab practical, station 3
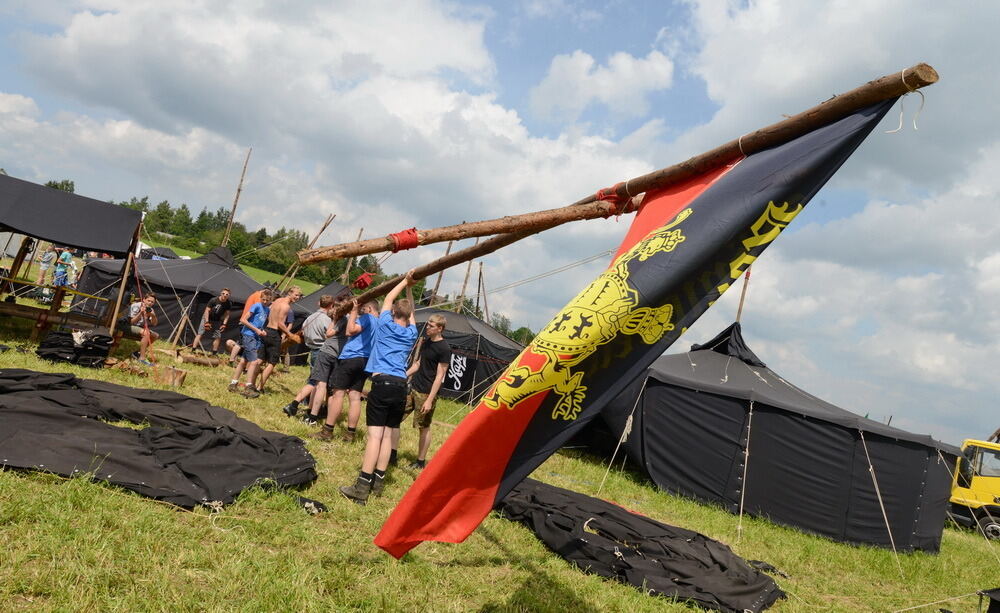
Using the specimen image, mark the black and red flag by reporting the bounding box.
[375,99,896,558]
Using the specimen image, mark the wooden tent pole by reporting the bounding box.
[454,238,479,313]
[430,240,453,304]
[107,252,135,330]
[474,262,483,315]
[221,147,252,247]
[735,266,751,323]
[479,263,491,323]
[277,213,334,289]
[299,63,939,266]
[340,227,364,285]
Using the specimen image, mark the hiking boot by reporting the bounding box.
[408,459,426,471]
[281,402,298,418]
[339,476,372,505]
[371,474,385,498]
[228,382,240,393]
[312,424,334,441]
[302,414,320,426]
[340,429,356,443]
[242,385,261,399]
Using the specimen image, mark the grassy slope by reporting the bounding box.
[0,326,996,611]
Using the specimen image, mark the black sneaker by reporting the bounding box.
[281,402,298,418]
[408,459,426,470]
[302,414,319,426]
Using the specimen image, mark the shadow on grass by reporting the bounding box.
[473,526,600,613]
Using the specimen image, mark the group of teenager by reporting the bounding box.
[206,273,452,505]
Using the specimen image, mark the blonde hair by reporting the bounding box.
[392,298,413,320]
[427,313,447,331]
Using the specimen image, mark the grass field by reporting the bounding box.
[0,320,997,611]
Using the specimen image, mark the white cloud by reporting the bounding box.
[529,49,674,122]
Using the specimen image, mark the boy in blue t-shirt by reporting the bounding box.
[228,289,274,397]
[340,272,417,505]
[313,298,379,442]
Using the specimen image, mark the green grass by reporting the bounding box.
[0,325,996,611]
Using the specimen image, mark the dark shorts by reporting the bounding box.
[404,388,436,428]
[261,327,282,364]
[241,334,261,363]
[365,375,407,428]
[329,357,369,392]
[308,352,338,386]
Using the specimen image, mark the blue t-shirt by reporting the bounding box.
[241,303,270,337]
[365,310,416,378]
[339,313,377,360]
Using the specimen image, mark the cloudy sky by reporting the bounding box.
[1,0,997,444]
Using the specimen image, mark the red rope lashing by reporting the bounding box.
[595,182,626,217]
[390,227,420,252]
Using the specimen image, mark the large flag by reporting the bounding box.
[375,99,896,558]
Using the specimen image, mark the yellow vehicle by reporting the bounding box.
[949,438,1000,539]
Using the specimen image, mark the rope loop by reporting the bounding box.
[390,227,420,252]
[596,182,627,217]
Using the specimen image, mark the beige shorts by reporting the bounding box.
[403,388,436,428]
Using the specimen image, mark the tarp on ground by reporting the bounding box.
[414,307,523,402]
[0,174,141,255]
[573,323,959,552]
[0,368,317,507]
[73,246,264,346]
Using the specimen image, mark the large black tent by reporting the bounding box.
[414,307,523,402]
[298,279,351,312]
[0,173,141,256]
[576,323,958,552]
[73,246,264,345]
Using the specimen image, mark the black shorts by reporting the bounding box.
[329,357,369,392]
[261,327,282,364]
[308,352,338,386]
[365,375,407,428]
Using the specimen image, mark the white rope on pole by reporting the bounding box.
[859,429,905,579]
[735,400,755,544]
[597,377,648,496]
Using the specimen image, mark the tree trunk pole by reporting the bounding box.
[474,262,483,315]
[340,228,364,285]
[107,252,135,330]
[298,63,938,266]
[221,147,252,247]
[735,266,751,323]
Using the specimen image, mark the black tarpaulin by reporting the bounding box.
[414,307,523,402]
[0,369,317,507]
[497,479,785,613]
[0,174,141,255]
[572,324,959,552]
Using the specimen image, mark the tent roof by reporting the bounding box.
[414,307,523,351]
[139,246,180,259]
[298,280,351,313]
[651,323,957,451]
[0,174,141,255]
[85,246,264,301]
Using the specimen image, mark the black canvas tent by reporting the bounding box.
[414,307,524,402]
[139,245,180,260]
[576,323,958,552]
[298,280,351,312]
[0,173,141,256]
[73,246,264,345]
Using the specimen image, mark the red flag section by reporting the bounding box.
[375,99,896,559]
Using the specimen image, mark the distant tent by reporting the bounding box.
[414,307,523,402]
[574,323,959,553]
[139,246,180,260]
[73,246,264,345]
[298,280,351,313]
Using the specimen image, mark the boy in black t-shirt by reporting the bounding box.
[401,313,451,469]
[191,288,232,354]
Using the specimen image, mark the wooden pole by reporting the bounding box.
[340,228,364,285]
[735,266,751,323]
[221,146,252,247]
[474,262,483,315]
[479,263,491,323]
[107,252,135,331]
[277,213,335,289]
[454,238,479,313]
[299,63,939,266]
[430,240,453,304]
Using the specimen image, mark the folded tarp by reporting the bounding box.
[497,479,785,613]
[0,369,317,507]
